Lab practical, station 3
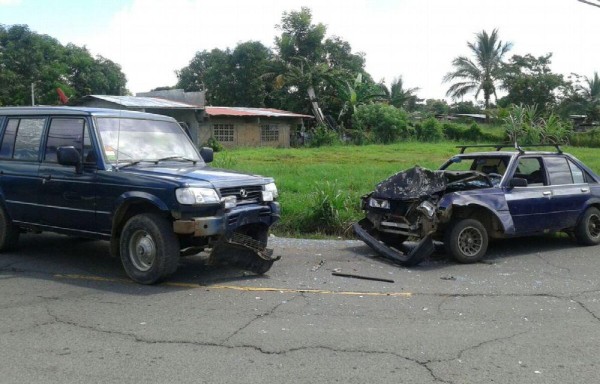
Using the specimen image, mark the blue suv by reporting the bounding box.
[0,107,280,284]
[354,144,600,266]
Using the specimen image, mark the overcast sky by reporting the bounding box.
[2,0,599,103]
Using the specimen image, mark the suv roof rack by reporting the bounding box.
[457,144,563,154]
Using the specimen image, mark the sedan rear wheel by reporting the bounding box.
[445,219,488,263]
[575,207,600,246]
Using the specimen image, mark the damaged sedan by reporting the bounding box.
[354,144,600,266]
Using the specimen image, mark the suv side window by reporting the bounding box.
[44,118,90,163]
[0,118,45,161]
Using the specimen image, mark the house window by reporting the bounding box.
[213,124,234,142]
[261,124,279,142]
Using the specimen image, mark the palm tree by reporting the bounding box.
[443,29,512,109]
[386,76,420,110]
[578,72,600,122]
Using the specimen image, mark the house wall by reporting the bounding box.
[199,117,295,148]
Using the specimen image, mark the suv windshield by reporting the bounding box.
[96,117,201,165]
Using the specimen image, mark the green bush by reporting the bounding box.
[442,122,464,141]
[416,118,443,142]
[309,124,339,147]
[203,136,224,152]
[570,128,600,147]
[352,103,409,144]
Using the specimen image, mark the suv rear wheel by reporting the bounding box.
[445,218,488,263]
[0,206,19,251]
[120,213,180,284]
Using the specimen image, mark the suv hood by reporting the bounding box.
[119,164,269,188]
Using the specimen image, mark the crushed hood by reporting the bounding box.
[373,166,447,200]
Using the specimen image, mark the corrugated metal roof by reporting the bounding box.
[87,95,201,109]
[205,106,313,119]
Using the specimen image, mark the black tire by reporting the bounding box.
[119,213,180,284]
[574,207,600,246]
[0,205,19,252]
[444,218,488,263]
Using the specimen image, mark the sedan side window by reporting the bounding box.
[545,157,574,185]
[568,160,585,184]
[515,157,546,186]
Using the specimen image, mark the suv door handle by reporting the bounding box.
[542,191,552,196]
[41,174,52,184]
[581,187,590,193]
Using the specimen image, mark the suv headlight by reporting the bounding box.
[176,187,220,205]
[262,182,279,201]
[369,197,390,209]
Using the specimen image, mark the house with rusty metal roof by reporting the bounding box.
[79,90,311,148]
[200,106,312,148]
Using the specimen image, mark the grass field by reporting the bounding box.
[212,142,600,237]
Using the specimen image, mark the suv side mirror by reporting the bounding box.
[200,147,213,163]
[509,177,528,188]
[57,146,82,171]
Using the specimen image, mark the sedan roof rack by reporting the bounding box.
[457,143,563,154]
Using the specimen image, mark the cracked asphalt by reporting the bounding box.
[0,233,599,384]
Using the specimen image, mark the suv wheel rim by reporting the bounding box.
[457,227,482,257]
[588,213,600,238]
[129,230,156,272]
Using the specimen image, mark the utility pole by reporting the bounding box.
[31,83,35,106]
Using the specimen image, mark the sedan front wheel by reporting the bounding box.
[445,218,489,263]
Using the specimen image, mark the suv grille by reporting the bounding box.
[219,185,263,203]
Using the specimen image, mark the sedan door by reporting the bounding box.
[505,156,557,234]
[539,156,591,230]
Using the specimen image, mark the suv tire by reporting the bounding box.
[445,218,488,263]
[120,213,180,284]
[0,206,19,251]
[575,207,600,246]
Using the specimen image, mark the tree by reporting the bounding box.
[334,73,385,126]
[444,29,512,110]
[0,24,127,106]
[176,42,272,107]
[269,8,366,126]
[383,76,420,111]
[577,72,600,122]
[499,53,566,115]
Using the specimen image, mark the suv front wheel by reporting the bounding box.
[120,213,180,284]
[445,218,489,263]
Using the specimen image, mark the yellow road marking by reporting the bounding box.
[54,274,412,297]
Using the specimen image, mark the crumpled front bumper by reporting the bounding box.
[353,218,434,267]
[173,202,280,237]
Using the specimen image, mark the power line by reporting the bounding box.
[578,0,600,8]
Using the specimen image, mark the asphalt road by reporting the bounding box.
[0,233,599,384]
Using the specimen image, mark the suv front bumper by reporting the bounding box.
[173,202,280,236]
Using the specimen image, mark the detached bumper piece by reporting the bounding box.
[227,232,279,262]
[209,232,280,275]
[353,218,434,267]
